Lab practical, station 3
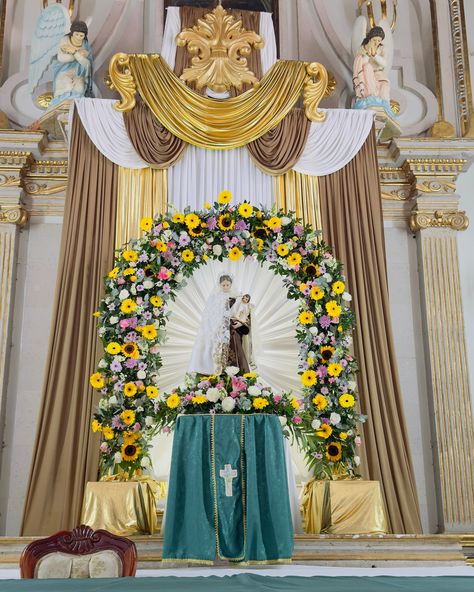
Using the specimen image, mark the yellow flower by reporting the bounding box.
[130,276,137,283]
[123,250,138,262]
[253,397,269,410]
[316,423,332,439]
[312,394,327,411]
[290,397,300,410]
[120,298,137,314]
[256,211,263,219]
[106,342,121,355]
[141,325,158,340]
[287,252,302,267]
[218,190,232,204]
[320,345,335,364]
[307,357,314,366]
[326,300,342,318]
[156,240,168,252]
[339,432,348,440]
[326,441,342,461]
[328,362,343,377]
[185,213,200,229]
[140,217,153,232]
[228,247,243,261]
[304,263,320,278]
[332,281,345,295]
[150,295,163,307]
[93,311,101,318]
[298,310,314,325]
[146,386,159,399]
[123,268,134,277]
[108,267,119,279]
[121,442,141,462]
[266,216,281,229]
[218,214,235,231]
[123,382,137,398]
[310,286,324,300]
[90,372,105,389]
[91,419,102,433]
[102,426,114,440]
[123,430,139,444]
[166,393,181,409]
[339,393,355,408]
[189,226,203,237]
[122,342,139,359]
[181,249,195,262]
[238,202,253,218]
[204,201,212,209]
[244,372,257,379]
[301,370,317,387]
[255,238,264,251]
[299,283,308,293]
[120,409,136,425]
[192,395,208,405]
[277,244,289,257]
[172,212,185,223]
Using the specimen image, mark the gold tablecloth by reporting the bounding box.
[300,479,388,534]
[81,479,166,536]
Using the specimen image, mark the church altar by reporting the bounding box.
[162,414,293,564]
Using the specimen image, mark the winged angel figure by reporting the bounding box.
[351,15,394,117]
[29,3,93,108]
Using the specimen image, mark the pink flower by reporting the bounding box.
[231,376,246,392]
[231,236,239,245]
[100,442,109,453]
[149,345,160,354]
[185,394,193,401]
[117,278,125,285]
[207,217,217,230]
[230,391,239,398]
[163,426,171,433]
[119,319,129,329]
[158,267,171,280]
[294,225,303,236]
[216,381,224,389]
[273,394,282,403]
[355,436,361,446]
[133,422,141,432]
[292,416,302,424]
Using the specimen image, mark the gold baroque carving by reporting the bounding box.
[0,174,20,187]
[409,209,469,232]
[381,188,411,201]
[24,182,68,196]
[0,205,28,227]
[108,53,136,112]
[416,180,456,194]
[177,4,264,93]
[303,62,328,123]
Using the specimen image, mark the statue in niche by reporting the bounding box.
[29,3,93,109]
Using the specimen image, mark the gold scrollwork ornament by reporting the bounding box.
[303,63,328,123]
[109,53,137,112]
[0,206,29,227]
[409,209,469,232]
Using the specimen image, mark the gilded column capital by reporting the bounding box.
[0,205,29,227]
[409,209,469,232]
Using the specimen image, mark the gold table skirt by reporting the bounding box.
[81,480,166,536]
[300,479,388,534]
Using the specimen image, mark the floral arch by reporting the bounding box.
[91,192,365,479]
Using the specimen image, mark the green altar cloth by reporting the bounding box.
[162,414,294,564]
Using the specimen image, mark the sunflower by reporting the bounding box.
[326,441,342,462]
[185,213,200,229]
[218,214,235,231]
[91,419,102,432]
[181,249,195,262]
[102,426,114,440]
[189,226,203,237]
[122,342,139,359]
[312,394,327,411]
[290,397,300,410]
[339,432,348,440]
[316,423,332,439]
[166,393,181,409]
[106,342,121,355]
[218,190,232,204]
[150,295,163,307]
[326,300,342,318]
[156,240,168,252]
[310,286,324,300]
[301,370,317,387]
[108,267,119,279]
[141,325,158,340]
[123,430,140,444]
[120,409,136,425]
[121,442,141,462]
[327,362,343,377]
[276,244,289,257]
[339,393,355,408]
[252,226,269,240]
[320,345,335,363]
[123,268,134,277]
[287,252,302,267]
[123,382,138,397]
[228,247,243,261]
[146,385,159,399]
[140,217,153,232]
[253,397,269,410]
[255,238,264,251]
[144,266,154,277]
[332,281,345,295]
[298,310,314,325]
[304,263,320,278]
[192,395,208,405]
[172,212,185,223]
[123,250,138,262]
[238,202,253,218]
[243,372,257,379]
[90,372,105,389]
[120,298,137,314]
[266,216,281,229]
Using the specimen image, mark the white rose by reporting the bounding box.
[130,285,137,295]
[279,416,288,426]
[207,388,221,403]
[221,397,236,412]
[114,452,123,464]
[354,455,360,466]
[347,381,357,391]
[330,412,341,425]
[145,416,154,426]
[108,395,118,406]
[342,292,352,302]
[311,419,321,430]
[248,386,261,397]
[242,230,251,239]
[143,280,154,290]
[175,273,184,283]
[109,316,119,325]
[141,456,150,468]
[323,273,333,282]
[280,216,291,226]
[119,289,130,300]
[309,326,318,335]
[99,398,109,410]
[225,366,239,377]
[98,359,108,369]
[212,244,223,256]
[137,370,147,380]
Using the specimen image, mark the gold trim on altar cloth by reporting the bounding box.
[108,54,328,149]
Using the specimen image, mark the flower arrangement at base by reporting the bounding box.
[91,190,366,479]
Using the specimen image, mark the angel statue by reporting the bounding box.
[29,3,93,108]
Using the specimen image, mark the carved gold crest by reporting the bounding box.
[176,4,264,93]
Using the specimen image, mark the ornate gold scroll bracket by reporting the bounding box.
[409,209,469,232]
[108,53,137,112]
[0,205,29,227]
[358,0,397,30]
[303,63,328,123]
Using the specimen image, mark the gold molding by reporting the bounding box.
[416,180,456,194]
[358,0,398,31]
[0,205,29,227]
[23,182,68,196]
[0,151,33,170]
[0,174,20,187]
[108,53,137,112]
[381,188,411,201]
[409,209,469,232]
[303,62,328,123]
[403,158,466,176]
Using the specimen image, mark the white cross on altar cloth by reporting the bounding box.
[219,464,238,497]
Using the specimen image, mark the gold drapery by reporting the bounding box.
[112,55,315,149]
[275,170,322,230]
[116,167,168,249]
[300,479,388,535]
